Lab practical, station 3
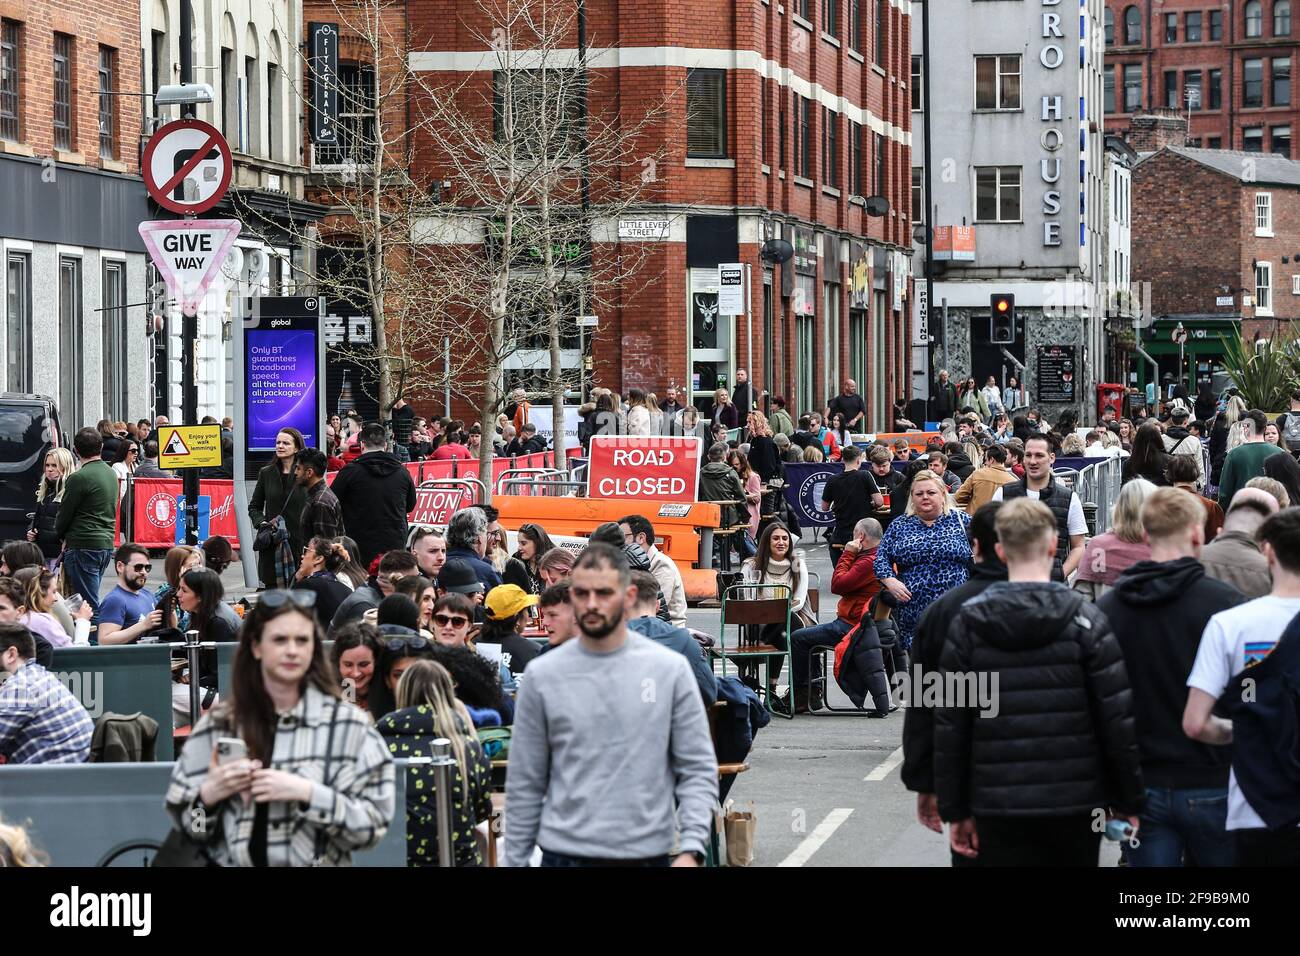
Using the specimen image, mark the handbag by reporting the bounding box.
[252,521,277,553]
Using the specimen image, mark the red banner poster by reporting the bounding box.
[129,478,239,548]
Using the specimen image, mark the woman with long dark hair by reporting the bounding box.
[331,536,370,590]
[1122,422,1172,486]
[1263,452,1300,510]
[512,523,556,594]
[164,592,395,866]
[156,545,205,634]
[330,621,384,714]
[248,427,307,589]
[377,660,492,866]
[178,568,241,644]
[740,522,809,713]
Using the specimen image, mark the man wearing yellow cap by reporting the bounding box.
[478,584,542,684]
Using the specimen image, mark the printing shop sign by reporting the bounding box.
[586,436,703,503]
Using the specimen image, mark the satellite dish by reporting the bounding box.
[912,224,930,245]
[864,196,890,217]
[760,238,794,264]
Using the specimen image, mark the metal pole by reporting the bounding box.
[179,0,199,547]
[430,738,457,868]
[746,263,753,404]
[443,336,451,417]
[921,0,936,393]
[185,629,202,727]
[941,298,950,373]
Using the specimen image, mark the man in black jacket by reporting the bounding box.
[902,501,1005,865]
[936,498,1144,866]
[1097,488,1243,867]
[329,423,418,567]
[505,422,547,457]
[931,370,958,422]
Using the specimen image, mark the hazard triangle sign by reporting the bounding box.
[162,431,190,456]
[138,219,242,316]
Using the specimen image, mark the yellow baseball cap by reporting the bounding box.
[485,584,538,621]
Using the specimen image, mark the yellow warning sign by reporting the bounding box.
[158,424,224,470]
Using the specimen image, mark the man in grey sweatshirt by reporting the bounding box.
[504,543,719,867]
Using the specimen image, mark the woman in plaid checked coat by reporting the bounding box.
[165,592,395,866]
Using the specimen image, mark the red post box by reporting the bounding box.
[1097,383,1124,422]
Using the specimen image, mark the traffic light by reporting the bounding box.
[990,293,1016,344]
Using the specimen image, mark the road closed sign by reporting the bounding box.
[586,436,702,503]
[408,486,466,526]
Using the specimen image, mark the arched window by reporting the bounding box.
[1246,0,1263,37]
[1275,0,1292,35]
[1124,5,1141,44]
[1105,8,1114,46]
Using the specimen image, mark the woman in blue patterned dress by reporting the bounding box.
[873,470,972,650]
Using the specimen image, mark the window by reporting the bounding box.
[1244,126,1265,152]
[975,55,1021,110]
[2,20,21,141]
[849,0,862,51]
[1257,192,1274,235]
[318,63,376,164]
[102,261,126,419]
[1186,70,1203,110]
[151,31,166,119]
[686,68,726,158]
[778,89,786,169]
[1276,0,1292,35]
[796,0,809,18]
[848,120,862,194]
[220,48,234,138]
[822,0,838,38]
[796,315,815,416]
[1245,59,1264,107]
[1104,67,1116,113]
[1208,136,1222,148]
[98,47,115,159]
[266,63,279,162]
[58,257,82,429]
[243,55,255,152]
[1123,64,1142,112]
[1166,13,1178,42]
[761,80,770,165]
[1292,274,1300,294]
[823,281,840,397]
[1165,70,1179,108]
[1210,10,1223,39]
[1209,69,1222,109]
[1246,0,1263,37]
[5,252,30,391]
[1274,58,1291,106]
[873,132,885,196]
[874,0,885,64]
[53,34,72,151]
[911,166,923,222]
[849,309,866,396]
[821,107,838,188]
[1186,11,1202,41]
[1256,261,1273,314]
[1104,8,1114,46]
[975,166,1021,222]
[793,94,811,178]
[912,55,923,110]
[1274,125,1292,156]
[1124,5,1141,44]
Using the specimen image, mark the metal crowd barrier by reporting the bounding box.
[494,468,567,496]
[1059,455,1123,537]
[498,478,587,497]
[418,476,489,506]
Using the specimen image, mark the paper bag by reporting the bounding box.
[724,800,757,867]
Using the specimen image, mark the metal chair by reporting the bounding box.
[715,584,793,719]
[808,602,900,716]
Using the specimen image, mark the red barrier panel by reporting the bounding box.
[129,478,240,549]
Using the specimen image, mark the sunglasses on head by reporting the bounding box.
[386,635,431,653]
[433,613,469,628]
[258,589,317,609]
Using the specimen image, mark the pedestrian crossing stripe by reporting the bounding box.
[163,431,191,457]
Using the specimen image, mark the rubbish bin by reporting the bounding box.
[1096,383,1124,423]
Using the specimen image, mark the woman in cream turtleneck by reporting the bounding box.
[741,522,808,715]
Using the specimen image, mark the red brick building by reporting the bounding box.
[1131,145,1300,388]
[407,0,914,429]
[1105,0,1300,156]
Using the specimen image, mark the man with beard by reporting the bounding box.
[96,543,164,645]
[503,544,717,867]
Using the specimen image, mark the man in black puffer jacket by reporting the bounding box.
[1097,488,1243,867]
[330,423,418,567]
[936,498,1144,866]
[902,501,1006,863]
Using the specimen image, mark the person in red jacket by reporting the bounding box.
[789,517,883,713]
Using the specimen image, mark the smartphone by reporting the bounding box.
[215,737,248,765]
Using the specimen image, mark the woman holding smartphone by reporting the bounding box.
[164,591,395,866]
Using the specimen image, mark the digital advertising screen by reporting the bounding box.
[245,299,322,453]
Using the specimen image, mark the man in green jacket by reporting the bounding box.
[56,428,122,622]
[1218,409,1286,508]
[768,396,795,437]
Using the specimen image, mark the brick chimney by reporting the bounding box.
[1125,109,1190,151]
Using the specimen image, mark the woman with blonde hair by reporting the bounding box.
[1060,433,1086,457]
[1210,394,1247,489]
[645,392,665,434]
[376,659,492,866]
[29,447,77,567]
[874,469,972,651]
[0,815,45,867]
[1072,478,1156,600]
[802,445,825,463]
[745,409,781,484]
[711,388,738,429]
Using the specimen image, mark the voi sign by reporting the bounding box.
[586,436,703,502]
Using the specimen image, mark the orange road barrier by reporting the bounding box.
[492,495,722,602]
[869,432,943,454]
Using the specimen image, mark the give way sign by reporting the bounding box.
[138,219,242,316]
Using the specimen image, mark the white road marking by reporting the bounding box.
[864,746,905,781]
[777,808,855,867]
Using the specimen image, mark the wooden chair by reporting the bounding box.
[714,583,793,719]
